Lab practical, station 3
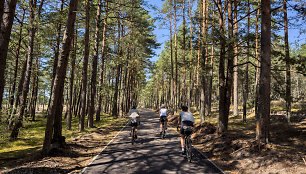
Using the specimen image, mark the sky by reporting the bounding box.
[144,0,306,63]
[145,0,169,62]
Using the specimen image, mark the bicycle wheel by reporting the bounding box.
[131,127,135,145]
[162,122,166,139]
[186,136,192,162]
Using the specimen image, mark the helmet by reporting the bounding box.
[181,105,188,111]
[161,104,165,108]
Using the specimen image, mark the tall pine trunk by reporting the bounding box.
[88,0,102,127]
[233,0,239,117]
[283,0,291,123]
[66,37,76,130]
[200,0,207,122]
[0,0,17,111]
[42,0,78,156]
[182,0,186,105]
[256,0,271,144]
[217,0,227,132]
[174,0,178,111]
[169,0,174,111]
[243,0,250,122]
[188,0,193,108]
[254,0,260,115]
[96,0,108,121]
[79,0,90,131]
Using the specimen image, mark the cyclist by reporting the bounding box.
[177,105,194,154]
[129,105,140,139]
[159,104,168,135]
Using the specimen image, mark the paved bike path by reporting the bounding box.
[82,109,224,174]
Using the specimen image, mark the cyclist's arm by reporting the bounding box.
[177,114,181,129]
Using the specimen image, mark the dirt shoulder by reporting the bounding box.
[0,118,128,174]
[167,112,306,174]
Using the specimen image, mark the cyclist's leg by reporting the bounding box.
[181,134,185,152]
[130,126,132,136]
[135,126,138,138]
[160,120,163,132]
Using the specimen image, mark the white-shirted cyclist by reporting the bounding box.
[159,104,168,135]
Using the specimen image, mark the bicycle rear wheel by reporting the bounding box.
[186,136,192,162]
[131,127,135,145]
[162,122,166,139]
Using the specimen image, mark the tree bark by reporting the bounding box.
[224,0,234,131]
[66,37,76,130]
[217,0,227,132]
[0,0,18,111]
[200,0,207,122]
[8,56,27,129]
[254,0,260,116]
[243,0,250,122]
[169,0,174,110]
[112,13,121,117]
[182,0,186,105]
[256,0,271,144]
[188,0,193,108]
[96,0,108,121]
[174,0,178,111]
[88,0,102,127]
[79,0,90,132]
[283,0,291,123]
[233,0,239,117]
[208,2,215,115]
[42,0,78,156]
[30,54,39,121]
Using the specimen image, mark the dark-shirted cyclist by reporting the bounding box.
[177,105,195,154]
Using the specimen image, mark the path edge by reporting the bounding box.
[79,121,129,174]
[193,146,225,174]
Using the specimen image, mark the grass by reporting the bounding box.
[0,113,127,159]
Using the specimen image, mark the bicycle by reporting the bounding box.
[160,117,167,139]
[183,126,193,163]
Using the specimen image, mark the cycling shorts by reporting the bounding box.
[129,118,138,127]
[160,116,168,122]
[180,121,193,135]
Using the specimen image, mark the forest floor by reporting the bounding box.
[167,105,306,174]
[0,103,305,174]
[0,113,128,174]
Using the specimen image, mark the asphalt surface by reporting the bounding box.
[82,109,224,174]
